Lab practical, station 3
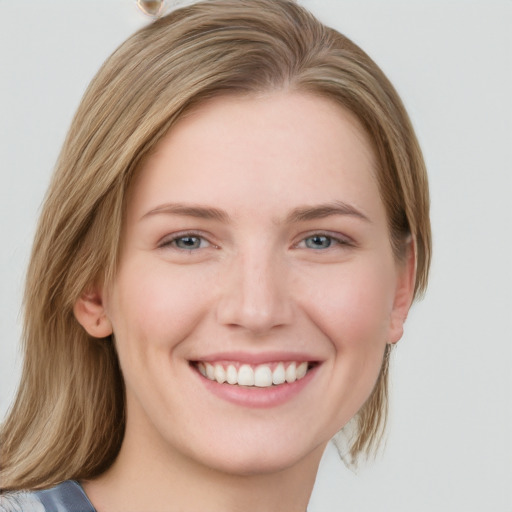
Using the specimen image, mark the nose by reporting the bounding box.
[215,246,293,335]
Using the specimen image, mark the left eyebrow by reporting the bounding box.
[284,201,371,224]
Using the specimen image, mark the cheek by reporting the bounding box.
[299,260,396,352]
[299,263,395,427]
[105,260,217,414]
[107,259,213,353]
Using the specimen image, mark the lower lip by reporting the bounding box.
[193,365,319,409]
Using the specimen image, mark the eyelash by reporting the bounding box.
[158,231,213,251]
[295,232,354,250]
[158,231,353,252]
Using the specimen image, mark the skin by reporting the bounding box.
[75,91,415,512]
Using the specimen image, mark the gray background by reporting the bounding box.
[1,1,511,510]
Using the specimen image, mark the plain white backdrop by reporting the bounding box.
[1,1,511,510]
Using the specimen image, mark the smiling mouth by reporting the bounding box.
[192,361,317,388]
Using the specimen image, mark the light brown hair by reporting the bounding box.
[0,0,431,491]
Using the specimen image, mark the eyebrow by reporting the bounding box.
[141,200,370,224]
[141,203,229,222]
[284,201,371,224]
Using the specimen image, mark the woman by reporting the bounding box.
[0,0,431,510]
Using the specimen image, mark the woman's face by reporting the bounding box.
[95,92,413,475]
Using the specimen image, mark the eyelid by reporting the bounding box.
[293,230,355,249]
[157,230,216,250]
[156,229,354,251]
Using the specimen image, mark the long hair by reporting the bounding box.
[0,0,431,490]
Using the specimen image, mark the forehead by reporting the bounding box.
[127,91,382,223]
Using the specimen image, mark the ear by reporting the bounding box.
[388,238,417,344]
[73,286,113,338]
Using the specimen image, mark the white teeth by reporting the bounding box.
[272,362,286,385]
[226,364,238,385]
[285,362,297,383]
[296,361,308,379]
[214,364,226,384]
[254,365,273,387]
[205,362,215,380]
[238,364,255,386]
[198,361,311,387]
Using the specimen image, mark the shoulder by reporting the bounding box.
[0,480,95,512]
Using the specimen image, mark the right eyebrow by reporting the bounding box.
[140,202,230,222]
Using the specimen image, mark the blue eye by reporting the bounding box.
[173,236,203,250]
[304,235,333,249]
[159,234,210,251]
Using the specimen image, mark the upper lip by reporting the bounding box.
[189,351,321,365]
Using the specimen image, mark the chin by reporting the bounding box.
[201,447,321,477]
[180,427,329,478]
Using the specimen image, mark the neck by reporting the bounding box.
[82,421,325,512]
